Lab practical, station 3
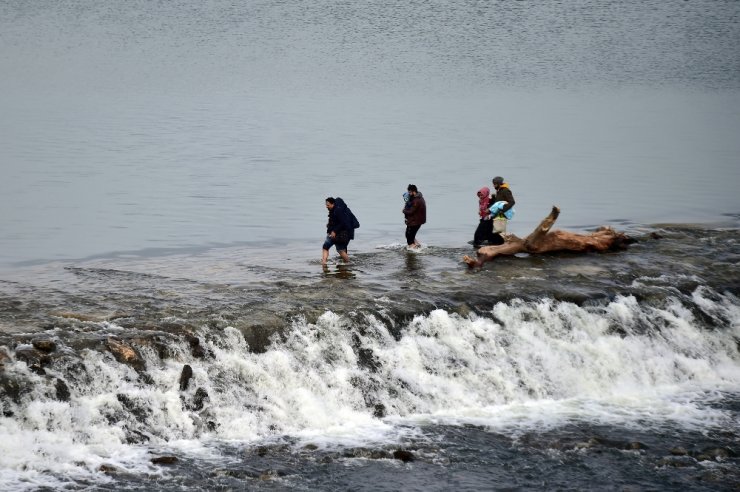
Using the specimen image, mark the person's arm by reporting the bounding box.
[500,190,515,212]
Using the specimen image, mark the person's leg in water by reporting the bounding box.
[406,225,421,249]
[473,218,505,246]
[412,225,422,248]
[473,219,490,246]
[337,247,350,263]
[321,235,333,265]
[335,239,350,263]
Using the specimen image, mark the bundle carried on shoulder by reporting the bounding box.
[335,197,360,231]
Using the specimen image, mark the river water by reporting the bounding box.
[1,1,740,490]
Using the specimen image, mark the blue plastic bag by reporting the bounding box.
[489,201,515,220]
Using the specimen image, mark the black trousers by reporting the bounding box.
[474,218,504,246]
[405,225,422,245]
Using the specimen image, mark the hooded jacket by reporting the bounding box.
[477,186,491,219]
[327,197,358,240]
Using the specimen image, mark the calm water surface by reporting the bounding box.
[1,0,739,266]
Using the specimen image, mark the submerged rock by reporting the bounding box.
[242,325,280,354]
[131,336,180,360]
[343,448,391,460]
[624,441,648,451]
[252,444,291,457]
[393,449,415,462]
[151,456,178,465]
[0,373,28,404]
[193,387,209,411]
[657,456,695,468]
[699,446,737,460]
[569,436,647,453]
[357,347,380,373]
[187,335,206,358]
[259,469,285,480]
[14,346,49,375]
[694,447,737,462]
[0,347,10,370]
[574,438,601,450]
[54,378,70,402]
[31,339,57,353]
[116,393,152,423]
[106,337,146,371]
[184,387,209,412]
[211,468,261,479]
[98,464,120,475]
[179,364,193,391]
[123,428,151,444]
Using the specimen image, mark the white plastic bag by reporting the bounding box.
[493,216,507,233]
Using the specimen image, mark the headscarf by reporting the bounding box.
[477,186,491,218]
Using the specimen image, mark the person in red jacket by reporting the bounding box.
[402,184,426,249]
[473,186,504,247]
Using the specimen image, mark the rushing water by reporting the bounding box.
[1,1,740,490]
[1,227,739,490]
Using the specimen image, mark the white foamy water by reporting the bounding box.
[1,289,738,489]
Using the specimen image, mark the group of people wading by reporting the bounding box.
[322,177,515,265]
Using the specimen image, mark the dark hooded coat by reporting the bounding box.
[327,197,359,240]
[403,192,427,227]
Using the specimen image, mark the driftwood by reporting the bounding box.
[463,206,634,268]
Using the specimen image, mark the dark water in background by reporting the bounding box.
[1,1,740,490]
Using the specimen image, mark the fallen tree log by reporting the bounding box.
[463,206,634,268]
